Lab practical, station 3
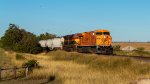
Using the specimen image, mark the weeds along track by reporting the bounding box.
[109,54,150,62]
[76,51,150,62]
[48,50,150,62]
[78,51,150,62]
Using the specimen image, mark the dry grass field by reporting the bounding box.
[113,42,150,51]
[0,49,150,84]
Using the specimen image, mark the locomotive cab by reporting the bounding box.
[95,30,113,54]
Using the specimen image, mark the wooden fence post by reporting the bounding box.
[14,66,17,79]
[0,67,1,80]
[25,67,28,77]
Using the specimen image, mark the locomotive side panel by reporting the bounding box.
[79,32,96,46]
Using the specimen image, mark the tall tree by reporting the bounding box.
[1,24,42,54]
[1,24,23,49]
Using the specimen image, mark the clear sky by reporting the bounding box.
[0,0,150,42]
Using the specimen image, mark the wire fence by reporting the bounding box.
[0,66,29,80]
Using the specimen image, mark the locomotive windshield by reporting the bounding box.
[103,32,110,35]
[96,32,102,35]
[96,32,110,35]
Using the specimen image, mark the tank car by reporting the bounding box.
[39,37,64,51]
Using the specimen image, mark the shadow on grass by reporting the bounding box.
[41,75,62,84]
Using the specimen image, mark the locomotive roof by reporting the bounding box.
[95,29,110,32]
[63,29,110,37]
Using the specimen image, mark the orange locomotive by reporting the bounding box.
[63,29,113,54]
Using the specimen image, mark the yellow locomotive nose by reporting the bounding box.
[95,30,112,46]
[103,35,112,46]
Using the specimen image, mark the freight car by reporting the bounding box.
[63,29,113,54]
[39,37,64,51]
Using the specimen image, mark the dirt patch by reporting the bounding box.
[113,42,150,51]
[131,78,150,84]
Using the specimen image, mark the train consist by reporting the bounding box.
[39,29,113,54]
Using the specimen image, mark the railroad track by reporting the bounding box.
[109,54,150,62]
[70,51,150,62]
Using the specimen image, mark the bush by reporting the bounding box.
[135,47,145,52]
[113,45,121,51]
[22,59,39,68]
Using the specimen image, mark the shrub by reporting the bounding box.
[22,59,39,68]
[113,45,121,51]
[135,47,145,52]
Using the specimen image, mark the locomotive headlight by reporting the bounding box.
[104,36,106,38]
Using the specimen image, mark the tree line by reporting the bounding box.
[0,24,56,54]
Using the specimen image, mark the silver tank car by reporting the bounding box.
[39,40,47,48]
[39,37,64,50]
